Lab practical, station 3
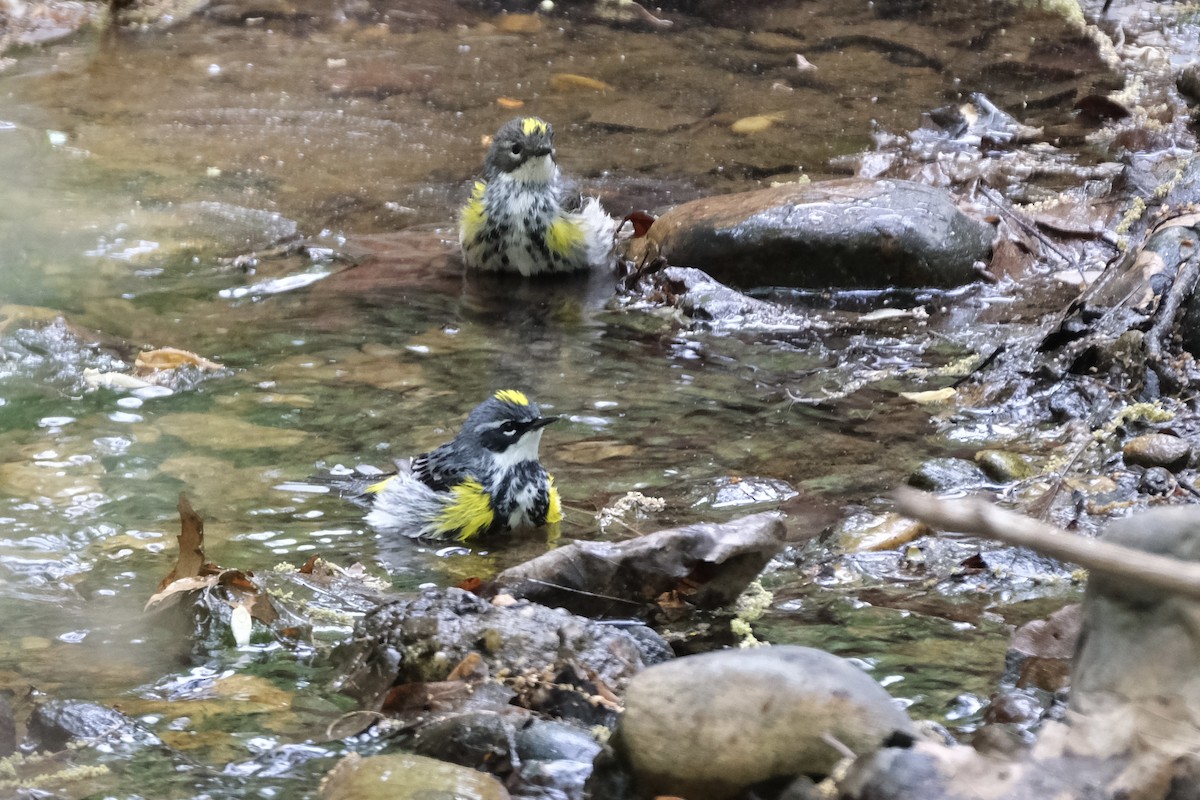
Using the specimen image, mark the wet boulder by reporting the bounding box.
[590,646,916,800]
[494,511,787,618]
[331,587,670,717]
[633,179,993,289]
[27,699,162,752]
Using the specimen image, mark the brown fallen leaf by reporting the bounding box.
[549,73,614,93]
[497,96,524,109]
[144,575,218,613]
[135,347,223,374]
[156,493,207,592]
[622,210,656,239]
[381,681,472,714]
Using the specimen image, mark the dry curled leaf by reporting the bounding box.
[135,347,223,374]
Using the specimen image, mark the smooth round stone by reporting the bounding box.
[1122,433,1192,472]
[617,646,916,800]
[633,179,993,289]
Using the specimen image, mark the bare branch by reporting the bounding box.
[894,487,1200,600]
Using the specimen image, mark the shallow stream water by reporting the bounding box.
[0,0,1128,794]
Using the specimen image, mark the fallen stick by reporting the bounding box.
[894,487,1200,600]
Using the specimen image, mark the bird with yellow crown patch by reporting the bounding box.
[459,116,618,276]
[323,390,563,541]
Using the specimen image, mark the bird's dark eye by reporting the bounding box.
[499,421,518,436]
[510,143,523,156]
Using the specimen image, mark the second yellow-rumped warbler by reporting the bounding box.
[459,116,617,276]
[326,390,563,541]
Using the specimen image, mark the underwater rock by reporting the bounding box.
[319,751,510,800]
[593,646,916,800]
[27,699,162,752]
[632,179,993,289]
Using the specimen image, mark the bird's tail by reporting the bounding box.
[301,463,400,508]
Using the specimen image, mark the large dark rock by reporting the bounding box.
[592,646,916,800]
[634,179,993,289]
[495,511,787,618]
[331,587,670,715]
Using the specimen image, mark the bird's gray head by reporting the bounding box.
[483,117,557,182]
[462,389,558,462]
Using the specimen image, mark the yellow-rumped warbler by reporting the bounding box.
[323,390,563,541]
[459,116,617,276]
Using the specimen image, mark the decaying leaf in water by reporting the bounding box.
[145,575,216,613]
[494,13,543,33]
[135,346,224,374]
[145,493,280,626]
[549,73,614,93]
[900,387,957,404]
[157,493,208,592]
[731,114,784,134]
[497,96,524,109]
[622,210,657,239]
[382,681,472,714]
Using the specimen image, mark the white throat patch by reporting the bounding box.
[491,427,545,471]
[505,155,558,186]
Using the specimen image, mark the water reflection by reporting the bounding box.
[0,0,1123,791]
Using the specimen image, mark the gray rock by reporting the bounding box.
[635,179,993,289]
[907,458,991,492]
[1122,432,1193,472]
[331,588,669,717]
[1072,507,1200,724]
[608,646,916,800]
[496,511,786,617]
[27,699,161,753]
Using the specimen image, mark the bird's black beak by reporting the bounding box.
[527,416,559,431]
[529,144,554,158]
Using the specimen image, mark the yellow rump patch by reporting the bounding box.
[433,478,496,542]
[546,475,563,525]
[521,117,549,136]
[366,476,393,495]
[494,389,530,406]
[459,181,488,242]
[546,218,584,257]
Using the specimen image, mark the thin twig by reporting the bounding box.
[894,487,1200,599]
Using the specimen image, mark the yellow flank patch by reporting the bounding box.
[434,478,495,541]
[546,218,584,257]
[460,181,488,242]
[521,117,549,136]
[366,476,393,494]
[494,389,530,406]
[546,476,563,525]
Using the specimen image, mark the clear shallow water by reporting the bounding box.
[0,1,1106,793]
